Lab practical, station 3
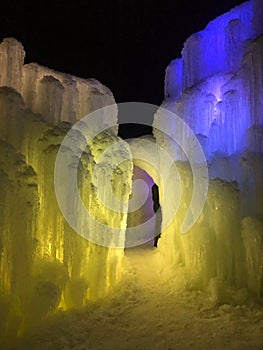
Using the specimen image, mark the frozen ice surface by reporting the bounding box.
[0,38,116,125]
[0,77,132,337]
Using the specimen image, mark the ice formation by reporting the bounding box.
[0,40,132,337]
[0,37,116,125]
[154,0,263,300]
[0,0,263,343]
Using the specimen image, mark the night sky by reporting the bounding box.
[1,0,245,104]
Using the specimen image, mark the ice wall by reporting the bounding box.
[0,38,116,125]
[165,1,257,97]
[158,0,263,214]
[163,0,263,157]
[154,0,263,301]
[0,38,25,93]
[0,44,132,338]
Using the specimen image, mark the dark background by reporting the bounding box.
[0,0,245,137]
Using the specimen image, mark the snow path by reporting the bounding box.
[13,244,263,350]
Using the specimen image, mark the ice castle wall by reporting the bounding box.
[0,38,116,126]
[0,40,131,337]
[163,0,263,157]
[154,0,263,300]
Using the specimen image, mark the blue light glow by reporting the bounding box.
[164,0,263,159]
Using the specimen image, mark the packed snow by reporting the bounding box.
[7,243,263,350]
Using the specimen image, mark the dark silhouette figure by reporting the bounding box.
[152,184,162,247]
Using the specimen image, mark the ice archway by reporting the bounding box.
[127,136,171,251]
[128,136,162,189]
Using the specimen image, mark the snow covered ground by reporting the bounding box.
[7,243,263,350]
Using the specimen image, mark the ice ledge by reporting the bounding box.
[0,37,116,126]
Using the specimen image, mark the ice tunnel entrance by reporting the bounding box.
[125,136,164,249]
[126,165,162,248]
